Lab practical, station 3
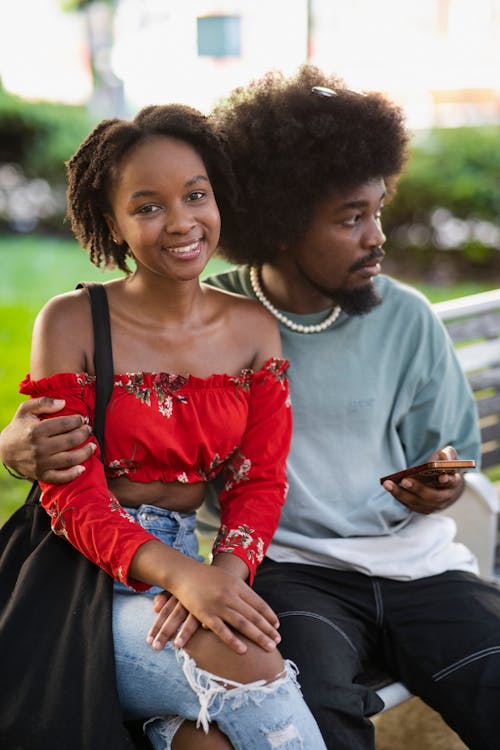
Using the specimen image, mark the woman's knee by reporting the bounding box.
[184,628,284,686]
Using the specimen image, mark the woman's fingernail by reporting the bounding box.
[153,639,163,650]
[146,635,153,645]
[401,479,412,489]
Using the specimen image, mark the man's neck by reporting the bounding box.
[259,263,335,314]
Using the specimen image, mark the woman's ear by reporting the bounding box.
[105,214,123,245]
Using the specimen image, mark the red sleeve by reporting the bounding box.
[19,373,156,591]
[212,358,292,584]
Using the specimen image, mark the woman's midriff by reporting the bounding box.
[107,477,207,512]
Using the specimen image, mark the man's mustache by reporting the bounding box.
[349,246,385,273]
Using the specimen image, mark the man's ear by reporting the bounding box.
[105,214,123,245]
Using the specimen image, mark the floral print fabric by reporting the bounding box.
[20,358,292,587]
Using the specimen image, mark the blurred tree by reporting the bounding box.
[0,85,94,232]
[59,0,125,116]
[387,127,500,223]
[383,126,500,282]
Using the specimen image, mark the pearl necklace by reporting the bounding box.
[249,267,341,334]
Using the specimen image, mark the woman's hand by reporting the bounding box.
[148,553,253,651]
[148,592,198,650]
[136,544,280,654]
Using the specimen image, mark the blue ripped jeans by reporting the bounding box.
[112,505,327,749]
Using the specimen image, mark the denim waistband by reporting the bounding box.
[115,504,202,595]
[124,504,198,534]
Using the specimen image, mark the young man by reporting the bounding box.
[2,67,500,749]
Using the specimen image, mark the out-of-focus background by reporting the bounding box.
[0,5,499,747]
[1,0,499,516]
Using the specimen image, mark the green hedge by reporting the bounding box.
[0,86,95,233]
[383,126,500,280]
[388,126,500,222]
[0,86,95,181]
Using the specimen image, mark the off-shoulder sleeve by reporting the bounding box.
[19,373,156,590]
[212,358,292,584]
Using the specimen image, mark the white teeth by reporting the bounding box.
[168,241,199,254]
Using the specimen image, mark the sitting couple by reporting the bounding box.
[2,66,499,750]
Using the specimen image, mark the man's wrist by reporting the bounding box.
[2,461,29,481]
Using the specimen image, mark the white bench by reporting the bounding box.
[372,288,500,713]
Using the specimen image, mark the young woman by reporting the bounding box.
[18,104,326,749]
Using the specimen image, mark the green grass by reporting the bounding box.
[0,234,498,523]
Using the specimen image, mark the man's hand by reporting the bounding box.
[0,398,95,483]
[382,446,466,515]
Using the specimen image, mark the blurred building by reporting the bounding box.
[112,0,500,128]
[111,0,309,113]
[309,0,500,128]
[1,0,499,128]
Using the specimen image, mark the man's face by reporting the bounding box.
[285,178,387,315]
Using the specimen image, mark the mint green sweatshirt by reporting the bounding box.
[204,269,481,579]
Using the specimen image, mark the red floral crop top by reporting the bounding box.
[19,358,291,589]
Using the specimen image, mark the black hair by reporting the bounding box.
[66,104,237,272]
[211,65,410,265]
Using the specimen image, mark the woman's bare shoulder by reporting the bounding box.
[206,285,277,329]
[30,288,94,377]
[205,286,283,366]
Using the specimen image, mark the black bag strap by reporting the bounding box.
[76,281,114,453]
[24,282,114,507]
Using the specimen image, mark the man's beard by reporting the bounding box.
[295,248,384,316]
[295,264,383,315]
[329,283,382,316]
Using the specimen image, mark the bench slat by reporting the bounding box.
[469,367,500,391]
[481,447,500,470]
[453,339,500,373]
[434,289,500,320]
[480,420,500,444]
[445,311,500,343]
[477,393,500,419]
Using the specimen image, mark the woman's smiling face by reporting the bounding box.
[106,135,221,282]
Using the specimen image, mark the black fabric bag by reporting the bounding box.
[0,283,137,750]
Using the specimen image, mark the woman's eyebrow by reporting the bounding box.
[129,175,210,201]
[186,174,210,187]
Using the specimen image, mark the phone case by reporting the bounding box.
[380,460,476,485]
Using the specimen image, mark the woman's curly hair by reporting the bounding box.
[211,65,410,266]
[66,104,237,273]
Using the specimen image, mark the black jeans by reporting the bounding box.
[254,559,500,750]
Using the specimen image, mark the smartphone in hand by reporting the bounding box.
[380,460,476,486]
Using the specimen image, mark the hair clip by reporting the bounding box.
[311,85,367,99]
[311,86,337,97]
